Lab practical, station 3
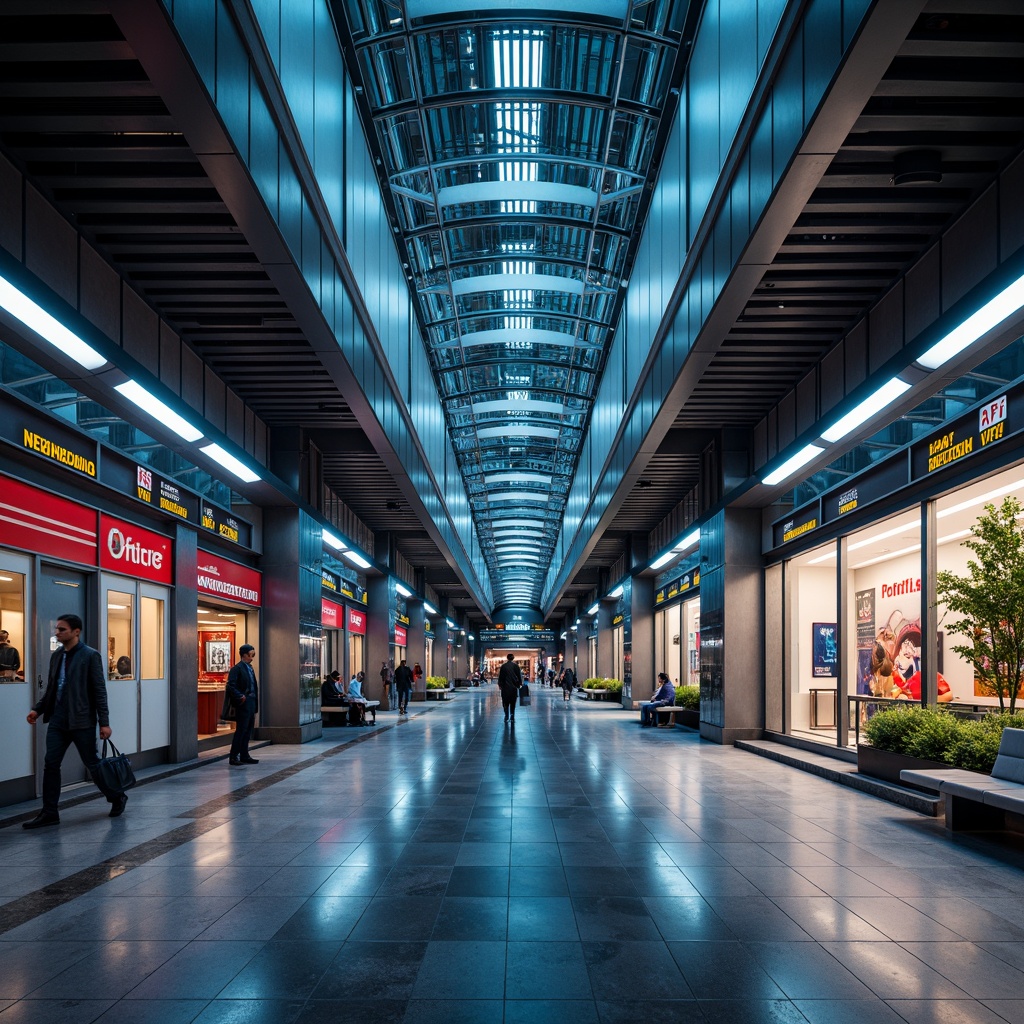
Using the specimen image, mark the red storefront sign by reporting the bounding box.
[1,473,97,564]
[348,607,366,635]
[99,513,173,584]
[322,598,344,628]
[196,550,261,605]
[394,624,407,646]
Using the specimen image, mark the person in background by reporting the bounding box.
[640,672,675,727]
[394,659,414,715]
[24,614,125,826]
[560,665,576,703]
[0,629,20,680]
[226,644,259,765]
[321,670,346,706]
[413,661,423,685]
[498,653,522,725]
[347,670,368,725]
[380,659,396,712]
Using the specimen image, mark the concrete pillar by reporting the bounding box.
[260,506,323,743]
[408,601,426,700]
[170,521,198,762]
[699,508,763,744]
[367,575,392,705]
[624,576,655,710]
[596,603,614,680]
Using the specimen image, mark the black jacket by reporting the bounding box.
[33,641,109,730]
[226,660,259,715]
[498,660,522,697]
[394,664,414,691]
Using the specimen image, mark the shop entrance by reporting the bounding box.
[197,601,255,746]
[35,565,90,788]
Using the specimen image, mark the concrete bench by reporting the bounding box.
[425,689,452,700]
[899,727,1024,831]
[653,705,682,727]
[580,688,610,700]
[320,700,379,726]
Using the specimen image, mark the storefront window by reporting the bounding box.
[107,591,135,679]
[0,569,26,682]
[141,596,165,680]
[935,466,1024,708]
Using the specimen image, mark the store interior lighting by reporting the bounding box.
[0,272,107,370]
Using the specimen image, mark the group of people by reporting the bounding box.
[378,659,422,714]
[321,668,371,725]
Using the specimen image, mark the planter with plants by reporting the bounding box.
[581,677,622,701]
[673,685,700,728]
[425,676,451,699]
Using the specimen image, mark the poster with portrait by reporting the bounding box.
[812,622,838,677]
[204,639,232,674]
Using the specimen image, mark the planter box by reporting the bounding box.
[425,689,451,700]
[857,745,956,789]
[582,688,610,700]
[674,708,700,729]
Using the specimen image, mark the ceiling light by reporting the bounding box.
[322,529,346,551]
[424,602,438,615]
[0,575,13,582]
[820,377,911,443]
[395,582,412,598]
[607,584,623,599]
[918,270,1024,370]
[342,550,372,569]
[649,550,677,570]
[587,603,599,615]
[468,634,475,640]
[762,444,824,487]
[114,380,204,442]
[107,604,127,610]
[0,272,106,370]
[199,443,261,483]
[937,477,1024,518]
[446,619,456,629]
[673,529,700,552]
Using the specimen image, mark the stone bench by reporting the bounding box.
[899,726,1024,831]
[425,689,452,700]
[580,688,610,700]
[320,700,379,726]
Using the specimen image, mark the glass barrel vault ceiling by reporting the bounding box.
[338,0,687,612]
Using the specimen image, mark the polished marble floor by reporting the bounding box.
[1,686,1024,1024]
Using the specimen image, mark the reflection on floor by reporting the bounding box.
[2,688,1024,1024]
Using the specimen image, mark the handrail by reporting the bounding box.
[846,694,996,746]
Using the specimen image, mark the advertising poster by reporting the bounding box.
[856,589,875,695]
[812,623,838,677]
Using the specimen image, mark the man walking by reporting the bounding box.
[394,659,414,715]
[24,613,125,828]
[498,653,522,725]
[226,644,260,765]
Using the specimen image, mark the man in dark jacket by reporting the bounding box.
[497,653,522,725]
[226,644,260,766]
[393,659,414,714]
[24,613,124,828]
[640,672,676,727]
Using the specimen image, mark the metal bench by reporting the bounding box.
[899,727,1024,831]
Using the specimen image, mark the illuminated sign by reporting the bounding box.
[348,607,366,635]
[0,472,97,564]
[196,551,261,605]
[322,598,344,628]
[100,514,173,585]
[21,426,96,477]
[201,502,246,544]
[322,568,339,592]
[134,465,193,521]
[394,625,407,646]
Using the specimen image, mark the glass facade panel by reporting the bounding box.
[141,596,165,681]
[107,592,135,680]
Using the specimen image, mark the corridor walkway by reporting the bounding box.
[2,687,1024,1024]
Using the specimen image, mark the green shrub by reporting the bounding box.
[583,678,604,689]
[675,685,699,710]
[426,676,448,689]
[863,705,1024,773]
[602,678,623,694]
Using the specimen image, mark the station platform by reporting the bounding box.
[2,687,1023,1024]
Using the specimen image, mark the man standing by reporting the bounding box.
[226,644,259,766]
[24,614,125,828]
[380,659,396,711]
[497,653,522,725]
[640,672,676,727]
[394,659,414,715]
[0,628,21,679]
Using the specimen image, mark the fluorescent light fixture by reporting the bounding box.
[570,625,577,631]
[322,529,346,551]
[468,634,475,640]
[762,444,824,487]
[424,602,438,615]
[674,529,700,552]
[918,270,1024,370]
[560,631,567,639]
[821,376,911,443]
[460,629,466,634]
[199,443,261,483]
[587,603,599,615]
[446,619,457,629]
[0,272,107,370]
[106,603,127,610]
[342,550,372,569]
[113,380,204,442]
[607,584,623,599]
[649,550,677,570]
[0,575,14,582]
[395,582,412,598]
[937,477,1024,519]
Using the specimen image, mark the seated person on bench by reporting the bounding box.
[347,670,368,725]
[640,672,675,727]
[321,670,347,707]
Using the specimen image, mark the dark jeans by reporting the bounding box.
[42,716,119,813]
[501,690,518,721]
[230,708,256,760]
[640,701,669,726]
[397,688,411,711]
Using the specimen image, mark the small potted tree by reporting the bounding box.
[936,496,1024,714]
